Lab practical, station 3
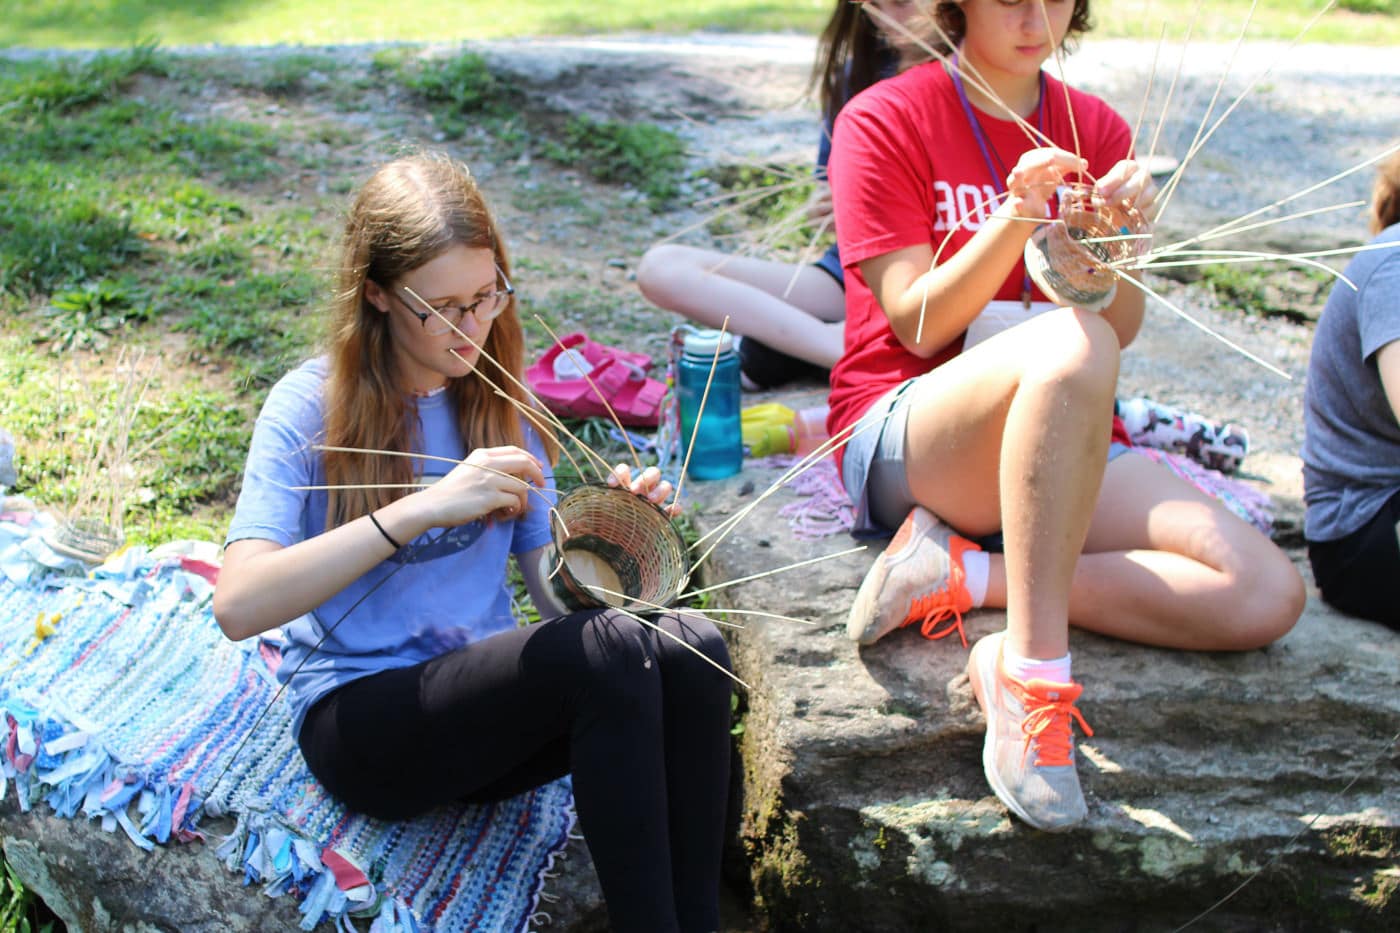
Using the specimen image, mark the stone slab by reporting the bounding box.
[689,457,1399,932]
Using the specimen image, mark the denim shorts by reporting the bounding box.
[840,378,918,538]
[841,376,1130,543]
[813,244,844,286]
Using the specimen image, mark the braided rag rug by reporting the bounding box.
[0,504,575,933]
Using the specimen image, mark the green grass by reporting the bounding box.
[0,862,55,933]
[540,116,687,207]
[1,0,1397,47]
[0,45,330,545]
[1,0,820,48]
[702,163,820,251]
[0,48,287,298]
[0,335,258,546]
[1198,261,1333,323]
[1102,0,1400,43]
[0,41,689,552]
[386,50,686,207]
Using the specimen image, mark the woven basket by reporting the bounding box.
[1025,183,1150,312]
[549,483,690,612]
[45,517,123,563]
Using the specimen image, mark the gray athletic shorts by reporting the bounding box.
[840,377,1131,540]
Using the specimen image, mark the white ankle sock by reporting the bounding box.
[961,550,989,607]
[1002,646,1072,685]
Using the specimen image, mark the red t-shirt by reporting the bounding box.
[826,61,1132,468]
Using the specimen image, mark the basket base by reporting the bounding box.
[560,549,626,608]
[1024,223,1118,313]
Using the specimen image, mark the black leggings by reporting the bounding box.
[299,609,733,933]
[1308,487,1400,629]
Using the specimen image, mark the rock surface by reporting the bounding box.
[0,808,303,932]
[699,458,1399,932]
[1,785,610,933]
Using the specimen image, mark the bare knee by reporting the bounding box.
[1215,544,1306,650]
[1020,309,1120,409]
[636,243,690,306]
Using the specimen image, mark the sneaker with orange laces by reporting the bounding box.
[966,631,1094,832]
[845,506,981,647]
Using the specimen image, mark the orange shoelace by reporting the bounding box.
[1016,682,1095,768]
[899,536,978,648]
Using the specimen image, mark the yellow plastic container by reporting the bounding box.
[741,403,796,457]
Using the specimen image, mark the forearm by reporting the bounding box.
[213,493,435,641]
[878,213,1037,356]
[1098,269,1146,348]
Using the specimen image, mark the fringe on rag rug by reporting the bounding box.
[762,454,856,540]
[0,502,575,933]
[761,447,1274,539]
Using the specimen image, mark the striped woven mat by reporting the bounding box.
[0,505,575,932]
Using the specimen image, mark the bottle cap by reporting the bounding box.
[682,328,734,358]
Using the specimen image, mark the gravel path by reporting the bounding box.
[488,32,1400,243]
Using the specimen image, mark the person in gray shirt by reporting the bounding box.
[1303,148,1400,628]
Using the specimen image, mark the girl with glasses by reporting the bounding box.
[213,151,734,933]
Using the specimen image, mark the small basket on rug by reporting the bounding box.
[44,516,123,563]
[548,483,690,612]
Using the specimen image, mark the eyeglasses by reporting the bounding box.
[397,264,514,336]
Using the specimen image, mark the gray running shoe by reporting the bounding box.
[966,631,1094,832]
[845,506,979,647]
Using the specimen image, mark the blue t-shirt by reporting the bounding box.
[1302,223,1400,541]
[225,357,556,735]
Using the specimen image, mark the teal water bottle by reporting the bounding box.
[677,329,742,480]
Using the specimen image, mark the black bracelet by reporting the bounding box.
[368,511,402,550]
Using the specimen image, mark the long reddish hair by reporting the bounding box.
[1371,148,1400,236]
[322,151,558,529]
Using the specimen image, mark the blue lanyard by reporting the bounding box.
[951,52,1046,306]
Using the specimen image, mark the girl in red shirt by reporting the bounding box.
[829,0,1303,832]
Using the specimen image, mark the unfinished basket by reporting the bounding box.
[1025,183,1150,312]
[548,483,690,612]
[45,517,124,564]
